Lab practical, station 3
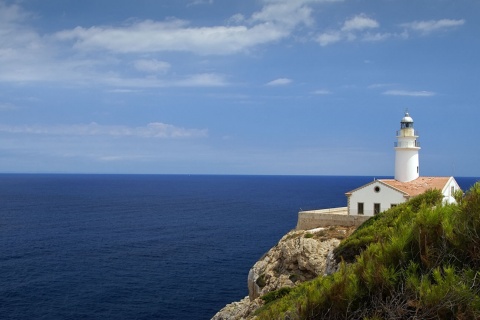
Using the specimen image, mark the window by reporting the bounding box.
[374,186,381,193]
[451,186,455,195]
[391,204,397,208]
[374,203,381,215]
[358,203,364,215]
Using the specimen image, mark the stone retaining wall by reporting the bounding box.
[296,207,370,230]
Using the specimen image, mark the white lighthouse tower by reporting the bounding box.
[394,112,420,182]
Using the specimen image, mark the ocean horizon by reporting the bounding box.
[1,174,478,319]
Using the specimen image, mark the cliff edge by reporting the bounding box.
[211,226,355,320]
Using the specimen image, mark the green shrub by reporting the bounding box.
[256,183,480,319]
[261,287,293,304]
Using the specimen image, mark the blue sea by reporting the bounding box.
[1,175,478,320]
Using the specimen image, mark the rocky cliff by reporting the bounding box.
[211,226,355,320]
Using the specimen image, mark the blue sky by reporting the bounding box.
[0,0,478,176]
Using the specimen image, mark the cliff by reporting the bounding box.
[255,186,480,319]
[211,226,356,320]
[214,184,480,319]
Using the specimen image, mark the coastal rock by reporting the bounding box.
[211,296,262,320]
[247,228,341,301]
[212,227,354,320]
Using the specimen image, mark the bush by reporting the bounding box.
[261,287,293,304]
[256,184,480,319]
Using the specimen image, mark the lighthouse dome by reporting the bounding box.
[401,112,413,123]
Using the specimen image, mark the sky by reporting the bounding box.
[0,0,479,176]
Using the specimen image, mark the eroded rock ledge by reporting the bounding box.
[211,226,355,320]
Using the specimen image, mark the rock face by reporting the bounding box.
[212,227,354,320]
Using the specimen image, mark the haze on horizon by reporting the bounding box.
[0,0,478,177]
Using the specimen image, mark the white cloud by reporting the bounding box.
[175,73,228,87]
[317,14,386,46]
[53,0,344,56]
[0,122,208,139]
[341,14,379,32]
[316,14,464,46]
[266,78,292,86]
[401,19,465,34]
[251,0,315,29]
[101,73,227,88]
[383,90,436,97]
[362,32,391,42]
[54,19,288,56]
[316,31,342,46]
[133,59,171,74]
[0,0,346,87]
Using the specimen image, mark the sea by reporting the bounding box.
[1,174,478,320]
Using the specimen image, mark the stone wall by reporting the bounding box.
[296,207,370,230]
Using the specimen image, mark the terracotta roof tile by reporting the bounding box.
[379,177,451,197]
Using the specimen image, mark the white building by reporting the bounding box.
[346,112,461,217]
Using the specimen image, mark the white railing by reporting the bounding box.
[299,207,348,214]
[394,141,420,148]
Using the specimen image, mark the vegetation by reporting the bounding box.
[256,183,480,319]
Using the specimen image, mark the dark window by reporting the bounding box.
[358,203,364,215]
[374,203,381,215]
[391,204,397,208]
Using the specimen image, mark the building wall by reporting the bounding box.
[442,177,461,204]
[348,181,406,216]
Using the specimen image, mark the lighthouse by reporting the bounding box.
[394,112,420,182]
[340,111,460,219]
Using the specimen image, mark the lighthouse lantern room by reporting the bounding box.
[394,112,420,182]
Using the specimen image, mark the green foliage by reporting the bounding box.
[334,189,443,263]
[261,287,293,304]
[256,183,480,319]
[304,233,314,238]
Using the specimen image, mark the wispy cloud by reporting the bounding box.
[311,89,331,95]
[266,78,292,86]
[316,15,465,46]
[317,14,387,46]
[53,0,334,56]
[0,122,208,139]
[54,20,287,55]
[383,90,436,97]
[401,19,465,35]
[341,14,379,32]
[133,59,171,74]
[0,0,337,88]
[316,31,342,46]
